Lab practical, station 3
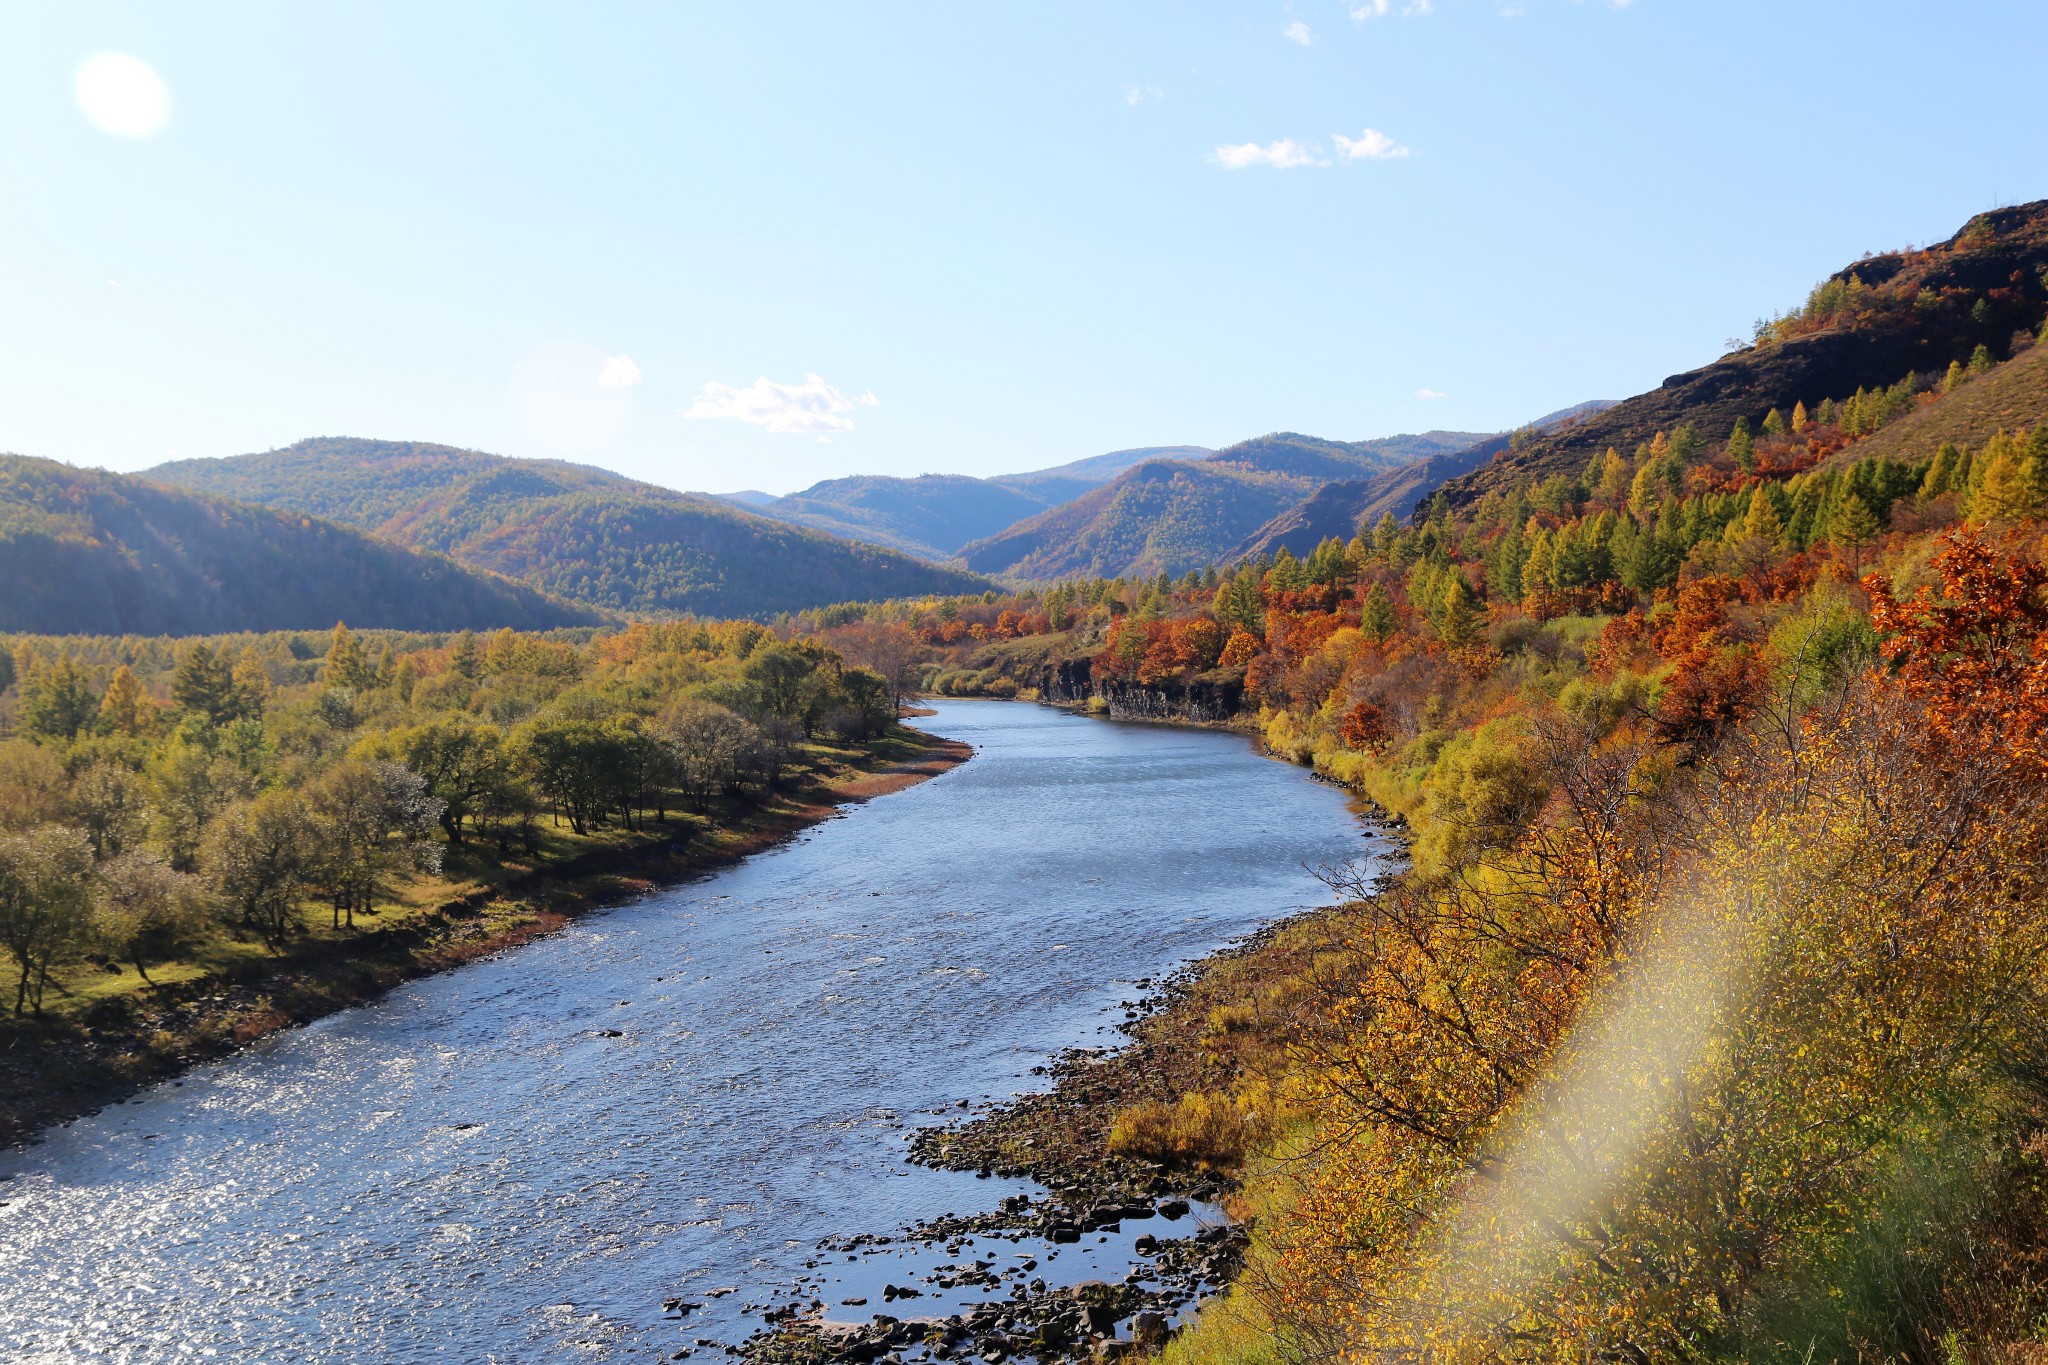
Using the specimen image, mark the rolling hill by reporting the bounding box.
[1432,201,2048,511]
[1207,429,1490,483]
[955,430,1491,581]
[957,459,1317,581]
[0,455,603,635]
[734,445,1213,559]
[737,474,1050,562]
[990,445,1214,507]
[1231,406,1614,560]
[149,438,991,618]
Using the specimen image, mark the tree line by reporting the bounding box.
[0,619,900,1015]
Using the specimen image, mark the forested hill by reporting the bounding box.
[149,438,992,618]
[0,455,603,635]
[956,459,1310,580]
[739,474,1051,562]
[955,431,1491,581]
[735,445,1213,559]
[1232,406,1616,560]
[1435,200,2048,511]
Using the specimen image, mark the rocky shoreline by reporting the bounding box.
[0,728,972,1148]
[729,845,1399,1365]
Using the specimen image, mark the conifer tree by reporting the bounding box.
[1212,568,1265,636]
[452,630,482,680]
[1921,442,1961,498]
[1372,511,1401,559]
[19,655,98,742]
[1968,344,1995,377]
[1437,575,1482,647]
[324,623,373,691]
[1970,437,2034,522]
[1727,418,1756,474]
[1521,530,1555,609]
[99,665,156,738]
[231,650,273,718]
[1743,486,1783,543]
[2021,426,2048,511]
[1360,582,1397,644]
[170,643,237,725]
[1761,408,1788,438]
[1828,489,1881,553]
[1791,400,1810,432]
[1627,463,1661,518]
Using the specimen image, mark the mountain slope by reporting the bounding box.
[1208,430,1489,483]
[735,445,1213,558]
[955,430,1495,581]
[1834,334,2048,466]
[956,459,1308,580]
[1433,201,2048,511]
[740,474,1050,561]
[1232,407,1613,560]
[149,438,991,617]
[991,445,1213,507]
[0,455,602,635]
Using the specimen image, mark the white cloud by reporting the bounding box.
[1335,127,1411,160]
[1416,388,1448,400]
[1350,0,1432,15]
[1284,20,1313,44]
[1212,139,1323,170]
[75,53,171,138]
[683,373,878,435]
[597,353,643,388]
[1126,84,1164,106]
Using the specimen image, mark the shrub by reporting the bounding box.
[1107,1092,1251,1171]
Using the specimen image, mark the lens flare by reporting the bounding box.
[75,53,171,139]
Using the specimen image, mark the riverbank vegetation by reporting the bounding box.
[809,335,2048,1359]
[0,617,947,1138]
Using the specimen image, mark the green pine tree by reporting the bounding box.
[1360,582,1397,644]
[1727,418,1756,474]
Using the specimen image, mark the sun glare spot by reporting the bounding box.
[75,53,171,139]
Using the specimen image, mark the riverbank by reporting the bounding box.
[732,899,1393,1365]
[0,724,970,1148]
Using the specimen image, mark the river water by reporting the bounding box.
[0,701,1372,1363]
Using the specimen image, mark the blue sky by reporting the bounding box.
[4,3,2045,495]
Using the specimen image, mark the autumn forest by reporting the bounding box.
[8,188,2048,1364]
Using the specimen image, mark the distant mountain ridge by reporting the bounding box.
[731,445,1212,559]
[0,454,602,635]
[1231,404,1617,560]
[955,430,1490,580]
[149,438,990,618]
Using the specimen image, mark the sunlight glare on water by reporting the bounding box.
[0,701,1373,1363]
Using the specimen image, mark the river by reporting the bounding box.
[0,701,1374,1363]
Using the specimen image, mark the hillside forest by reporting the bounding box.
[0,618,911,1048]
[7,203,2048,1361]
[780,294,2048,1358]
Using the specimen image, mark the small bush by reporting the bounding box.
[1107,1092,1251,1171]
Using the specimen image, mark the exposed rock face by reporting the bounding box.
[1037,660,1242,723]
